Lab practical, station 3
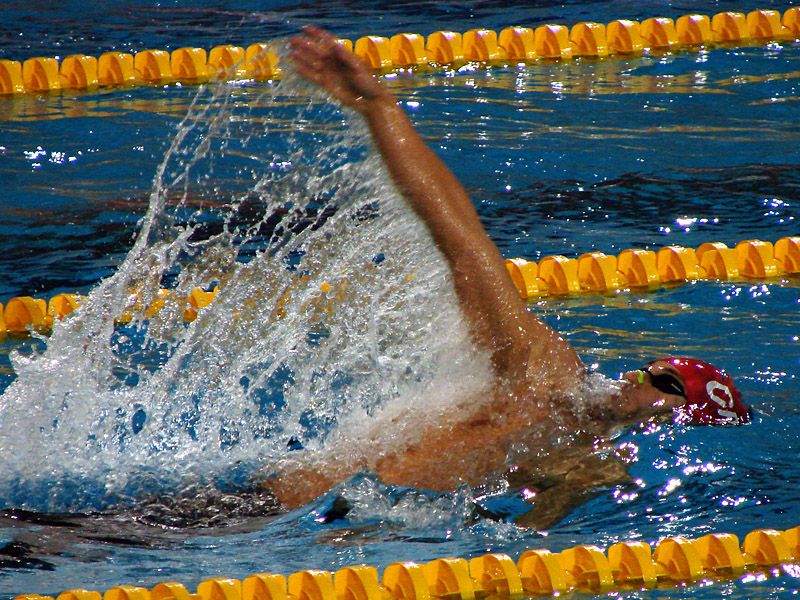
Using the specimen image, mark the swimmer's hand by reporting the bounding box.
[289,26,392,113]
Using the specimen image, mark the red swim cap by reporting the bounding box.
[659,357,750,425]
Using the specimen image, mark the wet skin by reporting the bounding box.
[266,27,691,525]
[617,360,687,421]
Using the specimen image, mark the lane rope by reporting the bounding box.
[1,236,797,336]
[5,10,800,599]
[14,525,800,599]
[1,8,799,96]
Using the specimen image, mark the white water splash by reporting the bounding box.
[0,59,493,512]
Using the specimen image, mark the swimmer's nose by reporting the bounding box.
[623,370,646,385]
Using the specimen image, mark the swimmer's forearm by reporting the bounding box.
[360,97,518,332]
[359,95,582,375]
[359,94,480,242]
[290,27,582,377]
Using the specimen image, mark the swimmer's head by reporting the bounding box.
[636,357,750,425]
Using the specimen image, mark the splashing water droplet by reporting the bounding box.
[0,56,492,513]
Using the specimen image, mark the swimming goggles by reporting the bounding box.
[641,366,686,398]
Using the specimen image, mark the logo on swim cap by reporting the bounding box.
[660,357,750,425]
[705,380,740,422]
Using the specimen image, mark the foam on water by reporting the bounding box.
[0,59,494,512]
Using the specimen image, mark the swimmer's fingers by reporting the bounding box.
[290,26,389,111]
[294,26,364,74]
[288,33,330,84]
[297,25,337,49]
[290,31,371,97]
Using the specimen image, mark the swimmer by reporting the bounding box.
[269,27,751,526]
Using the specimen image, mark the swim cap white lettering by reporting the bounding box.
[661,357,750,425]
[706,380,734,408]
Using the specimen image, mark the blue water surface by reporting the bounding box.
[1,1,799,598]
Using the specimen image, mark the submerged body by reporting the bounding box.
[265,27,749,524]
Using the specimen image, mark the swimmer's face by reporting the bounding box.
[618,360,686,419]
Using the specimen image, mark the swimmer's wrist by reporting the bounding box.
[358,91,400,117]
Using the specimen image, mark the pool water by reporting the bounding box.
[1,0,799,598]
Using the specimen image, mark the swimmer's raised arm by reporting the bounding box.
[289,26,582,385]
[266,28,741,512]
